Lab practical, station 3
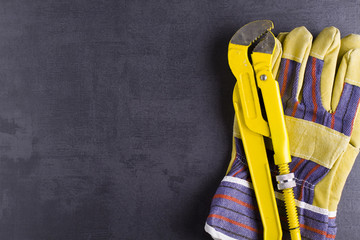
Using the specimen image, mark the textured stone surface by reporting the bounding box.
[0,0,359,239]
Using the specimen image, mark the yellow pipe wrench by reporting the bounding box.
[228,20,301,240]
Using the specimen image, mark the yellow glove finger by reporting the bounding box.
[277,32,288,44]
[333,33,360,147]
[314,49,360,211]
[272,37,283,78]
[337,34,360,64]
[278,27,312,100]
[310,27,341,112]
[334,49,360,147]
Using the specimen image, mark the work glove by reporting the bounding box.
[205,26,360,240]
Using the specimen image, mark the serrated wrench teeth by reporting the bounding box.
[230,20,273,46]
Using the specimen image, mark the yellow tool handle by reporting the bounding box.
[252,52,291,166]
[252,51,301,240]
[233,83,282,240]
[228,45,270,137]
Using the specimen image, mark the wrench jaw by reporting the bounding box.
[253,31,276,55]
[228,21,276,138]
[230,20,273,46]
[228,20,275,81]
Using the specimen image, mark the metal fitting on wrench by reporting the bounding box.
[276,173,296,190]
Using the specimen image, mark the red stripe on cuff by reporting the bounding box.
[298,164,320,201]
[291,158,304,173]
[208,214,260,233]
[300,223,336,239]
[213,194,256,210]
[233,166,246,177]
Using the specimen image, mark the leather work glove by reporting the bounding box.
[205,26,360,240]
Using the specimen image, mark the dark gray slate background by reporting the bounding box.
[0,0,359,239]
